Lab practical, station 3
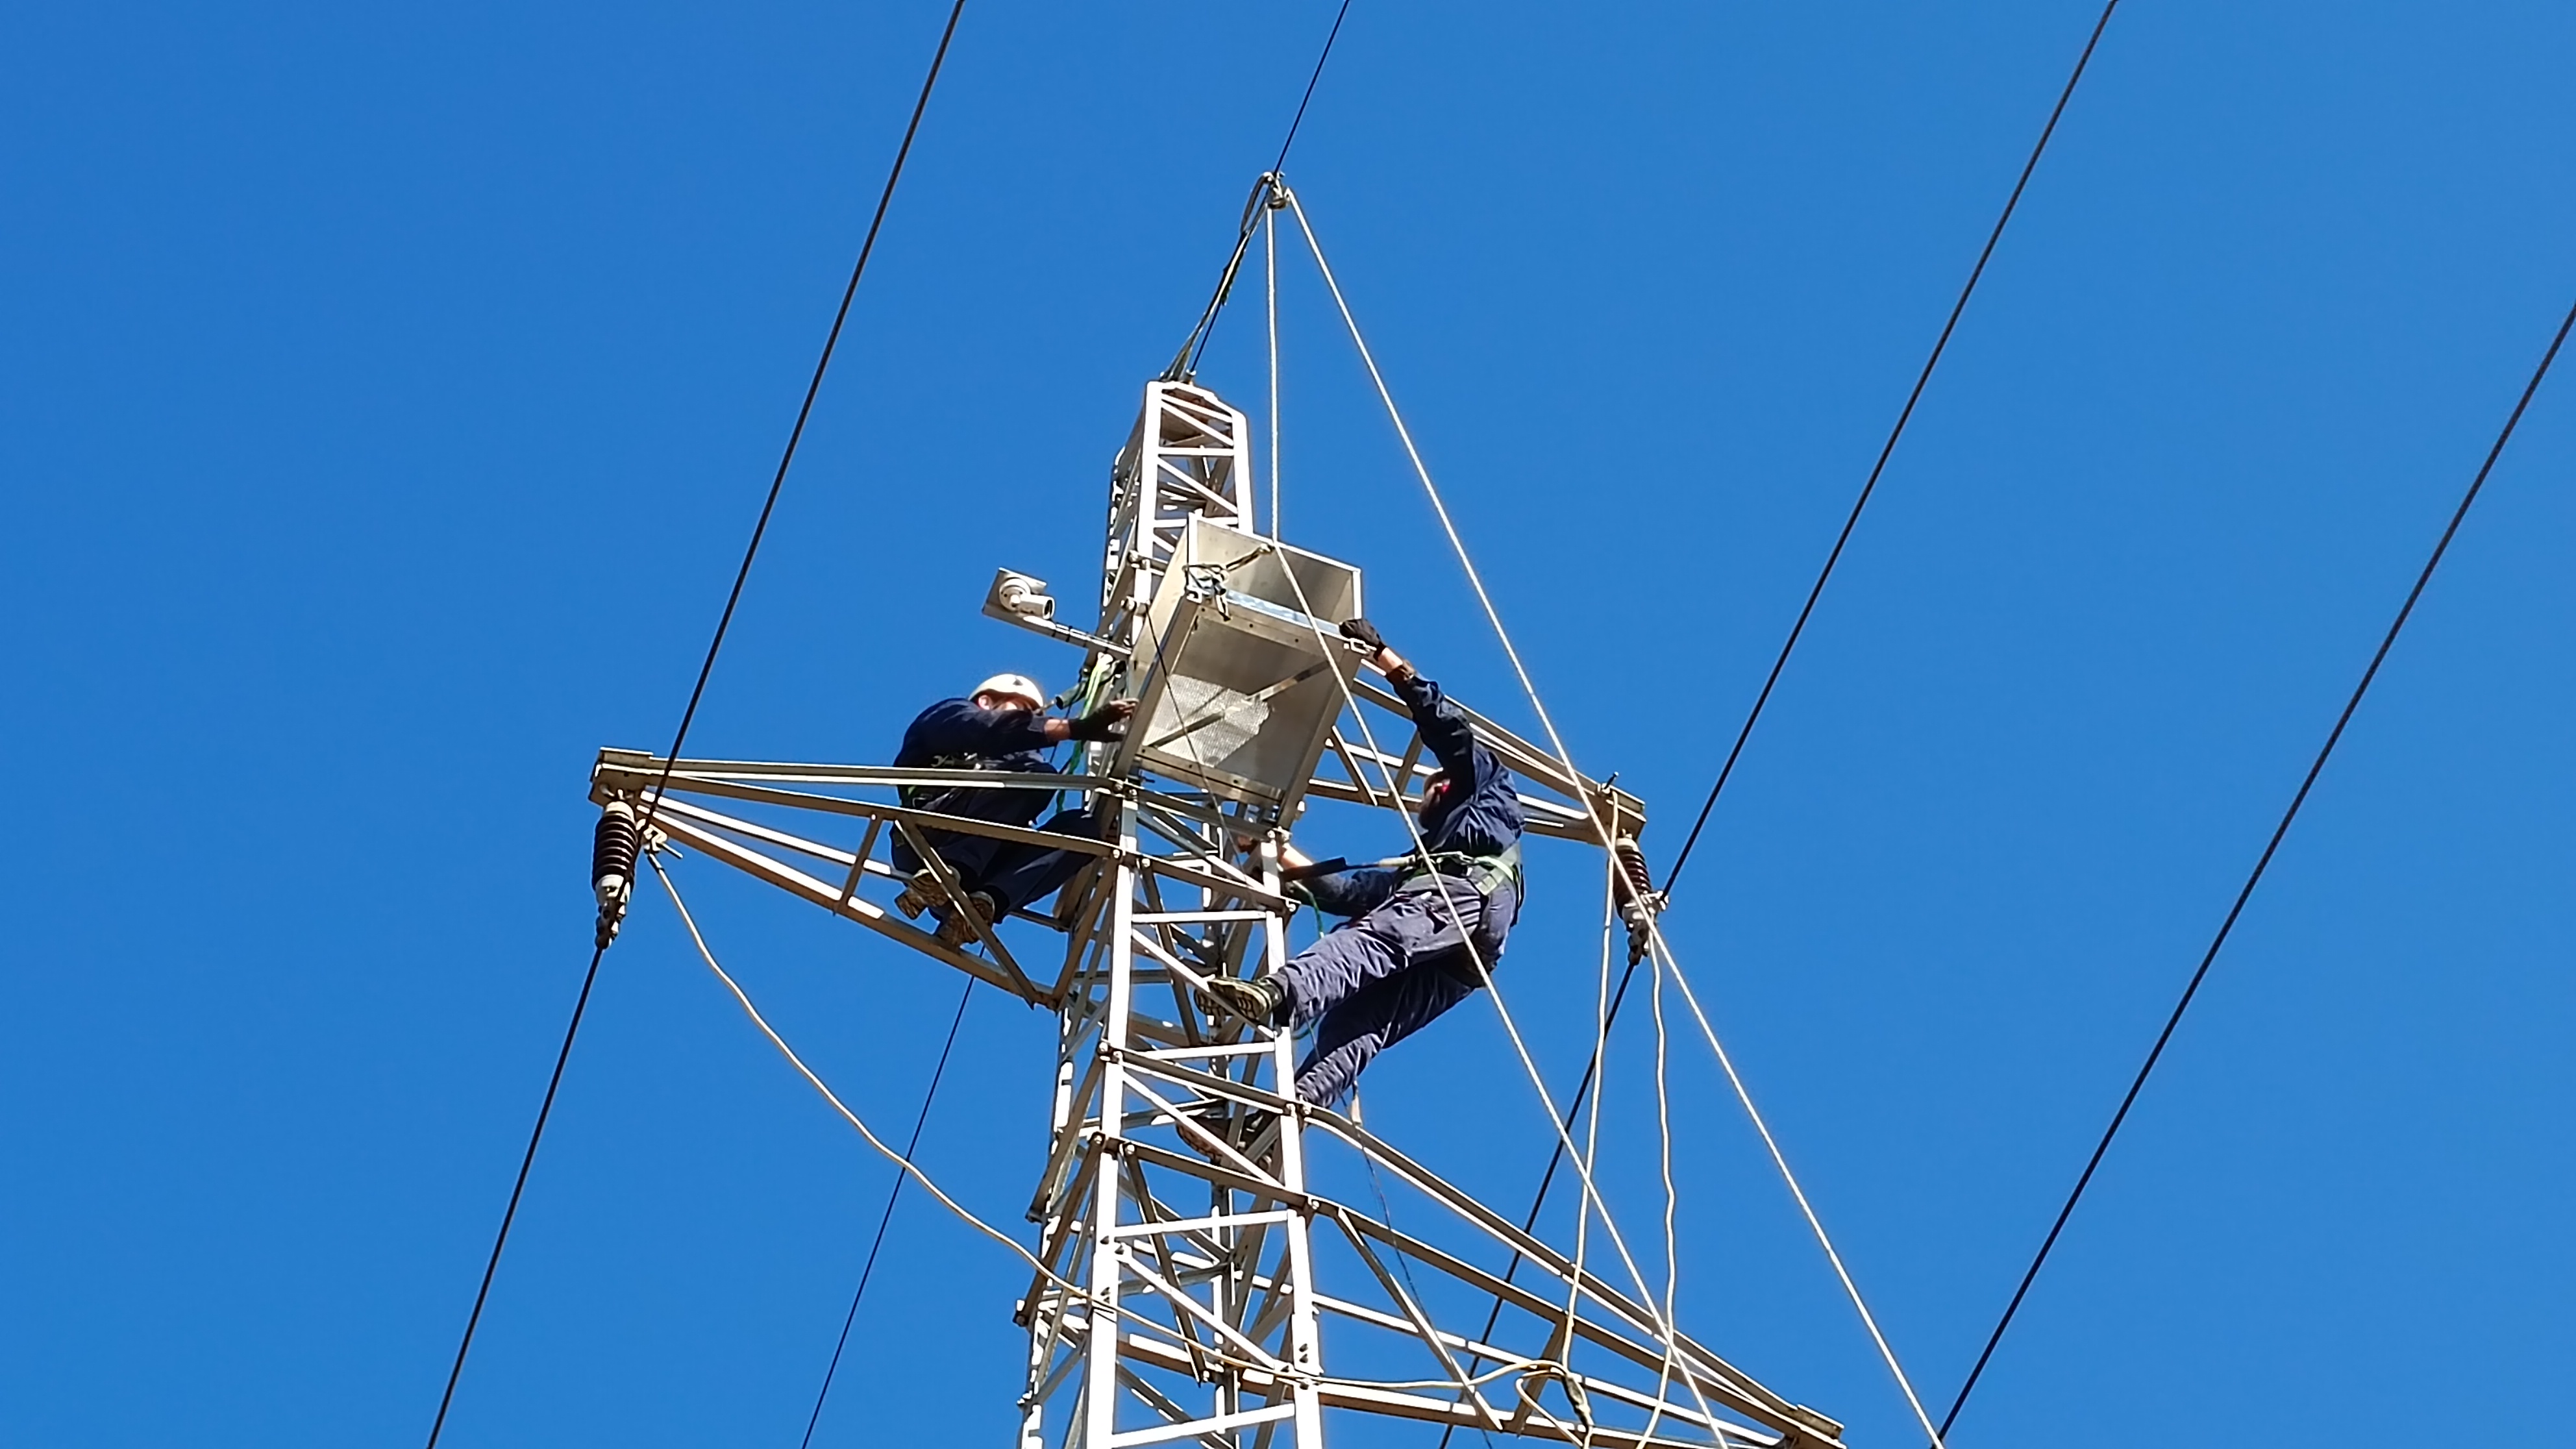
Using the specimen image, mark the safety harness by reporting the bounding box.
[1398,841,1523,898]
[1399,840,1524,973]
[899,754,1010,812]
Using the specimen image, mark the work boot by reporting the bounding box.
[1198,973,1289,1028]
[893,871,939,920]
[932,889,999,947]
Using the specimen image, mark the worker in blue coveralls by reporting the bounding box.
[1199,620,1524,1110]
[890,673,1136,945]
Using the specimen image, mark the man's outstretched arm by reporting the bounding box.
[1337,618,1485,785]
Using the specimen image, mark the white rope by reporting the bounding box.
[655,852,1600,1411]
[650,856,1071,1285]
[1639,941,1683,1446]
[1561,859,1620,1447]
[1266,197,1282,540]
[1649,928,1946,1443]
[1265,556,1730,1438]
[1283,184,1950,1449]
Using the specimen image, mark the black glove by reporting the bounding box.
[1066,698,1137,743]
[1338,617,1385,652]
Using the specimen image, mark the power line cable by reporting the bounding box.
[1163,0,1356,380]
[1660,0,2125,899]
[418,6,970,1443]
[1270,0,1354,178]
[1435,12,2127,1429]
[1937,290,2576,1442]
[797,980,976,1449]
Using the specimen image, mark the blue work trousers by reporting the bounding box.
[1278,882,1491,1110]
[892,786,1104,917]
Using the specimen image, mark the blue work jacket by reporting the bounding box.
[1303,670,1524,926]
[894,698,1063,816]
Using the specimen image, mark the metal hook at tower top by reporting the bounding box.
[1163,172,1300,383]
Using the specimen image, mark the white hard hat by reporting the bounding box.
[972,673,1046,710]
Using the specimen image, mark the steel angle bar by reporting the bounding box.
[836,815,885,906]
[1131,804,1229,865]
[1318,1204,1700,1404]
[1056,882,1119,1000]
[1137,1041,1274,1062]
[1134,852,1292,914]
[1122,826,1252,895]
[1304,1108,1729,1377]
[1110,935,1208,1045]
[638,792,880,875]
[641,811,1048,1004]
[1112,1052,1296,1116]
[1117,1159,1219,1379]
[1112,1335,1757,1449]
[1306,1173,1787,1430]
[1154,466,1239,517]
[1108,1395,1293,1449]
[623,771,1121,862]
[1115,1013,1195,1051]
[1241,1250,1299,1353]
[1206,1267,1754,1448]
[1343,680,1578,797]
[1029,1060,1112,1220]
[1113,1249,1291,1372]
[891,818,1041,1000]
[1025,1148,1106,1307]
[1117,1138,1309,1211]
[1321,728,1394,810]
[1112,1365,1263,1449]
[1338,680,1647,839]
[1118,1074,1275,1183]
[1301,777,1598,841]
[1393,729,1429,797]
[1028,1338,1085,1418]
[1322,1213,1505,1435]
[595,747,1098,797]
[1106,1209,1296,1242]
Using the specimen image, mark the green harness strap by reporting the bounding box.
[1400,839,1523,898]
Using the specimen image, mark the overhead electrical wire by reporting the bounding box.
[1660,0,2125,900]
[417,6,971,1445]
[795,980,976,1449]
[1935,290,2576,1442]
[1437,9,2129,1409]
[1163,0,1356,382]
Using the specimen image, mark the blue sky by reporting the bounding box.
[3,3,2570,1446]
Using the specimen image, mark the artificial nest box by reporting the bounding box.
[1117,517,1362,812]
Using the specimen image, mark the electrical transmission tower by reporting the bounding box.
[589,380,1848,1449]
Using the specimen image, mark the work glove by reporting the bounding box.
[1338,617,1386,652]
[1066,698,1139,743]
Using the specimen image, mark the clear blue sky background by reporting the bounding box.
[3,3,2569,1445]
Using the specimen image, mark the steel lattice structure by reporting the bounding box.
[589,381,1847,1449]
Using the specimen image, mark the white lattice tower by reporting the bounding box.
[589,380,1847,1449]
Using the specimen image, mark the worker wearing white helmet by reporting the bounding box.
[889,673,1137,945]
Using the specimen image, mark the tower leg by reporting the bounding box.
[1017,805,1325,1447]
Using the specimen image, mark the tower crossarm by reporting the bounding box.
[589,748,1293,1009]
[1308,678,1648,847]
